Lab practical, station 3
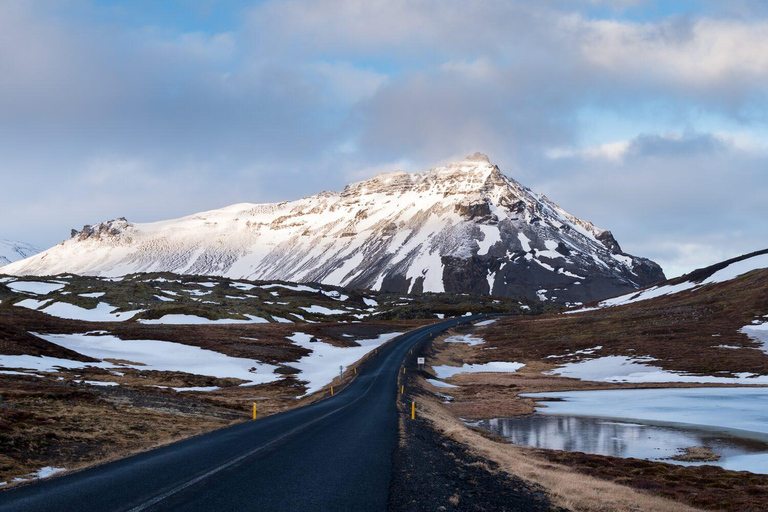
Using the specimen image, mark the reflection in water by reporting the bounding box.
[476,415,768,471]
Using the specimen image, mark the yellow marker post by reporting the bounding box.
[401,385,404,394]
[354,368,357,375]
[252,403,257,420]
[331,386,334,396]
[403,368,406,374]
[411,402,415,420]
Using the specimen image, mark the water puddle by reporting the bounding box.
[473,415,768,471]
[472,387,768,474]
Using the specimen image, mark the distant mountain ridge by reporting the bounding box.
[2,153,664,304]
[0,240,40,267]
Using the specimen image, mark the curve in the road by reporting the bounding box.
[0,314,492,512]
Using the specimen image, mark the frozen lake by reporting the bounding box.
[477,387,768,473]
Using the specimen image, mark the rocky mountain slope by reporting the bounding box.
[479,248,768,380]
[2,153,664,303]
[0,239,40,266]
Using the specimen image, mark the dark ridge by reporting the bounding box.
[671,247,768,285]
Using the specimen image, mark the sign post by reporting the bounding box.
[417,357,425,370]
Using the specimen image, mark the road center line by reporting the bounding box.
[126,332,421,512]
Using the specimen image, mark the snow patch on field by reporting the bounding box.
[73,379,119,387]
[31,333,278,386]
[473,319,497,327]
[444,335,485,346]
[7,281,65,294]
[0,370,43,378]
[300,305,348,316]
[42,302,143,322]
[433,361,525,379]
[261,283,317,293]
[426,378,459,388]
[12,466,66,483]
[742,322,768,354]
[549,355,768,384]
[288,332,401,395]
[138,314,268,324]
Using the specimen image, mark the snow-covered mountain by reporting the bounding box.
[0,240,40,267]
[2,153,664,303]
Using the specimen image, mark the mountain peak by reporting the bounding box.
[463,152,491,163]
[3,155,665,303]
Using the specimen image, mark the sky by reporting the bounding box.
[1,0,767,277]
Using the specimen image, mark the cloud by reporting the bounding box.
[536,132,768,275]
[575,17,768,92]
[0,0,766,278]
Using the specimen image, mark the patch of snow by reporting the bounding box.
[300,305,348,316]
[433,361,525,380]
[32,467,66,480]
[14,298,52,310]
[138,314,268,324]
[231,282,257,291]
[288,332,401,395]
[477,225,501,256]
[172,386,220,392]
[78,292,105,298]
[0,354,116,373]
[517,232,531,252]
[425,378,459,388]
[363,297,378,307]
[37,333,278,386]
[73,379,119,387]
[17,301,143,322]
[7,281,65,294]
[549,355,768,384]
[444,335,485,346]
[742,322,768,354]
[261,283,317,293]
[321,290,349,301]
[0,370,43,378]
[545,346,603,359]
[473,319,497,327]
[182,289,211,296]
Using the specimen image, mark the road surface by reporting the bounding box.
[0,315,489,512]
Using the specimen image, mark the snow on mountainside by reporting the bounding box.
[0,240,40,267]
[2,153,664,303]
[566,248,768,313]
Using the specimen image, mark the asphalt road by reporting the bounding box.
[0,314,489,512]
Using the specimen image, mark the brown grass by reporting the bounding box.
[478,269,768,377]
[417,393,702,512]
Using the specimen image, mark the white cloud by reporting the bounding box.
[0,0,767,279]
[547,140,631,161]
[574,17,768,88]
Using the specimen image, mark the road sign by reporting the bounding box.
[417,357,425,365]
